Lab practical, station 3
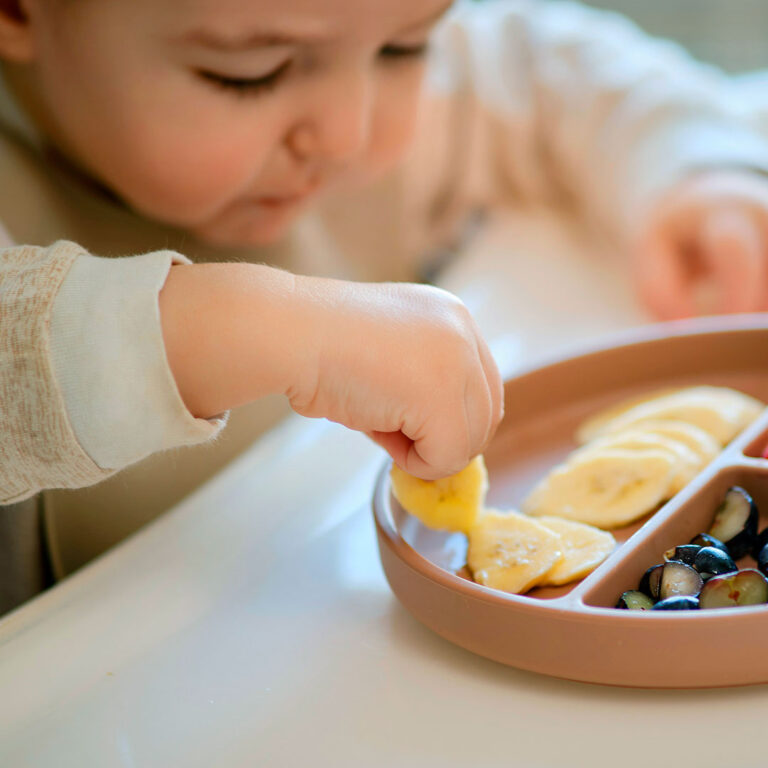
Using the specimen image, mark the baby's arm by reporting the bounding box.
[0,241,502,504]
[160,262,503,480]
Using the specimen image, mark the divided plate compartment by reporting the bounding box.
[372,319,768,688]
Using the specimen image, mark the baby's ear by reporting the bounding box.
[0,0,34,62]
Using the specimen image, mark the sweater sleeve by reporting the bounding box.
[0,240,226,504]
[404,0,768,253]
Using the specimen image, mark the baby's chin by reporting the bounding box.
[187,204,301,249]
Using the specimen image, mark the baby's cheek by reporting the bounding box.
[111,128,259,225]
[362,76,423,179]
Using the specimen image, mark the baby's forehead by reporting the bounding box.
[171,0,452,43]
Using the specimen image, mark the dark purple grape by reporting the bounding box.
[757,544,768,578]
[752,527,768,560]
[698,569,768,609]
[639,564,664,600]
[658,561,704,600]
[692,546,737,580]
[616,590,654,610]
[689,532,730,557]
[652,596,699,611]
[708,486,758,560]
[664,544,701,566]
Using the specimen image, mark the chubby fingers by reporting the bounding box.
[371,336,504,481]
[633,230,697,321]
[697,206,768,314]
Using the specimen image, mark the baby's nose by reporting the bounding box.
[290,69,373,162]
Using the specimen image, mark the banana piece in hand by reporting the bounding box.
[467,509,563,594]
[521,447,675,528]
[535,516,616,586]
[390,455,488,534]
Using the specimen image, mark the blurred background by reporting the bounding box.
[581,0,768,73]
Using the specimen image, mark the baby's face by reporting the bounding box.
[18,0,451,245]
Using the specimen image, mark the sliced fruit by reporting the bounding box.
[521,448,675,528]
[692,546,736,580]
[698,569,768,609]
[572,429,702,494]
[626,420,719,465]
[616,590,654,610]
[664,544,701,566]
[580,386,763,447]
[576,388,681,444]
[652,596,700,610]
[708,486,758,560]
[757,544,768,578]
[534,516,615,586]
[639,564,664,600]
[658,561,704,600]
[389,455,487,534]
[689,532,730,556]
[467,509,563,594]
[752,527,768,560]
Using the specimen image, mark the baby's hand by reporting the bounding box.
[632,170,768,320]
[289,278,504,480]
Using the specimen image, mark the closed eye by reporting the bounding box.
[379,43,429,60]
[198,59,292,95]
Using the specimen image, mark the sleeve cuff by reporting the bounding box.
[49,248,227,471]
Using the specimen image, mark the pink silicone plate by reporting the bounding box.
[373,318,768,688]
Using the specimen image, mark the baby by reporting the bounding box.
[2,0,768,608]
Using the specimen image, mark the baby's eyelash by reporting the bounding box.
[379,43,429,60]
[197,60,291,95]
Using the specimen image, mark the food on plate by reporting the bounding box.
[570,429,701,494]
[577,386,763,447]
[523,386,764,528]
[392,457,615,594]
[466,509,564,594]
[391,384,765,600]
[630,420,719,464]
[521,448,676,528]
[616,590,654,610]
[663,544,701,566]
[708,486,758,560]
[652,596,700,611]
[698,570,768,609]
[532,516,616,586]
[616,486,768,611]
[389,455,487,534]
[689,532,729,554]
[576,387,680,443]
[691,546,736,579]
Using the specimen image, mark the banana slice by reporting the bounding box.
[535,516,616,586]
[571,429,703,494]
[467,509,563,594]
[576,387,681,444]
[584,386,764,446]
[626,420,719,465]
[521,448,675,528]
[390,456,487,534]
